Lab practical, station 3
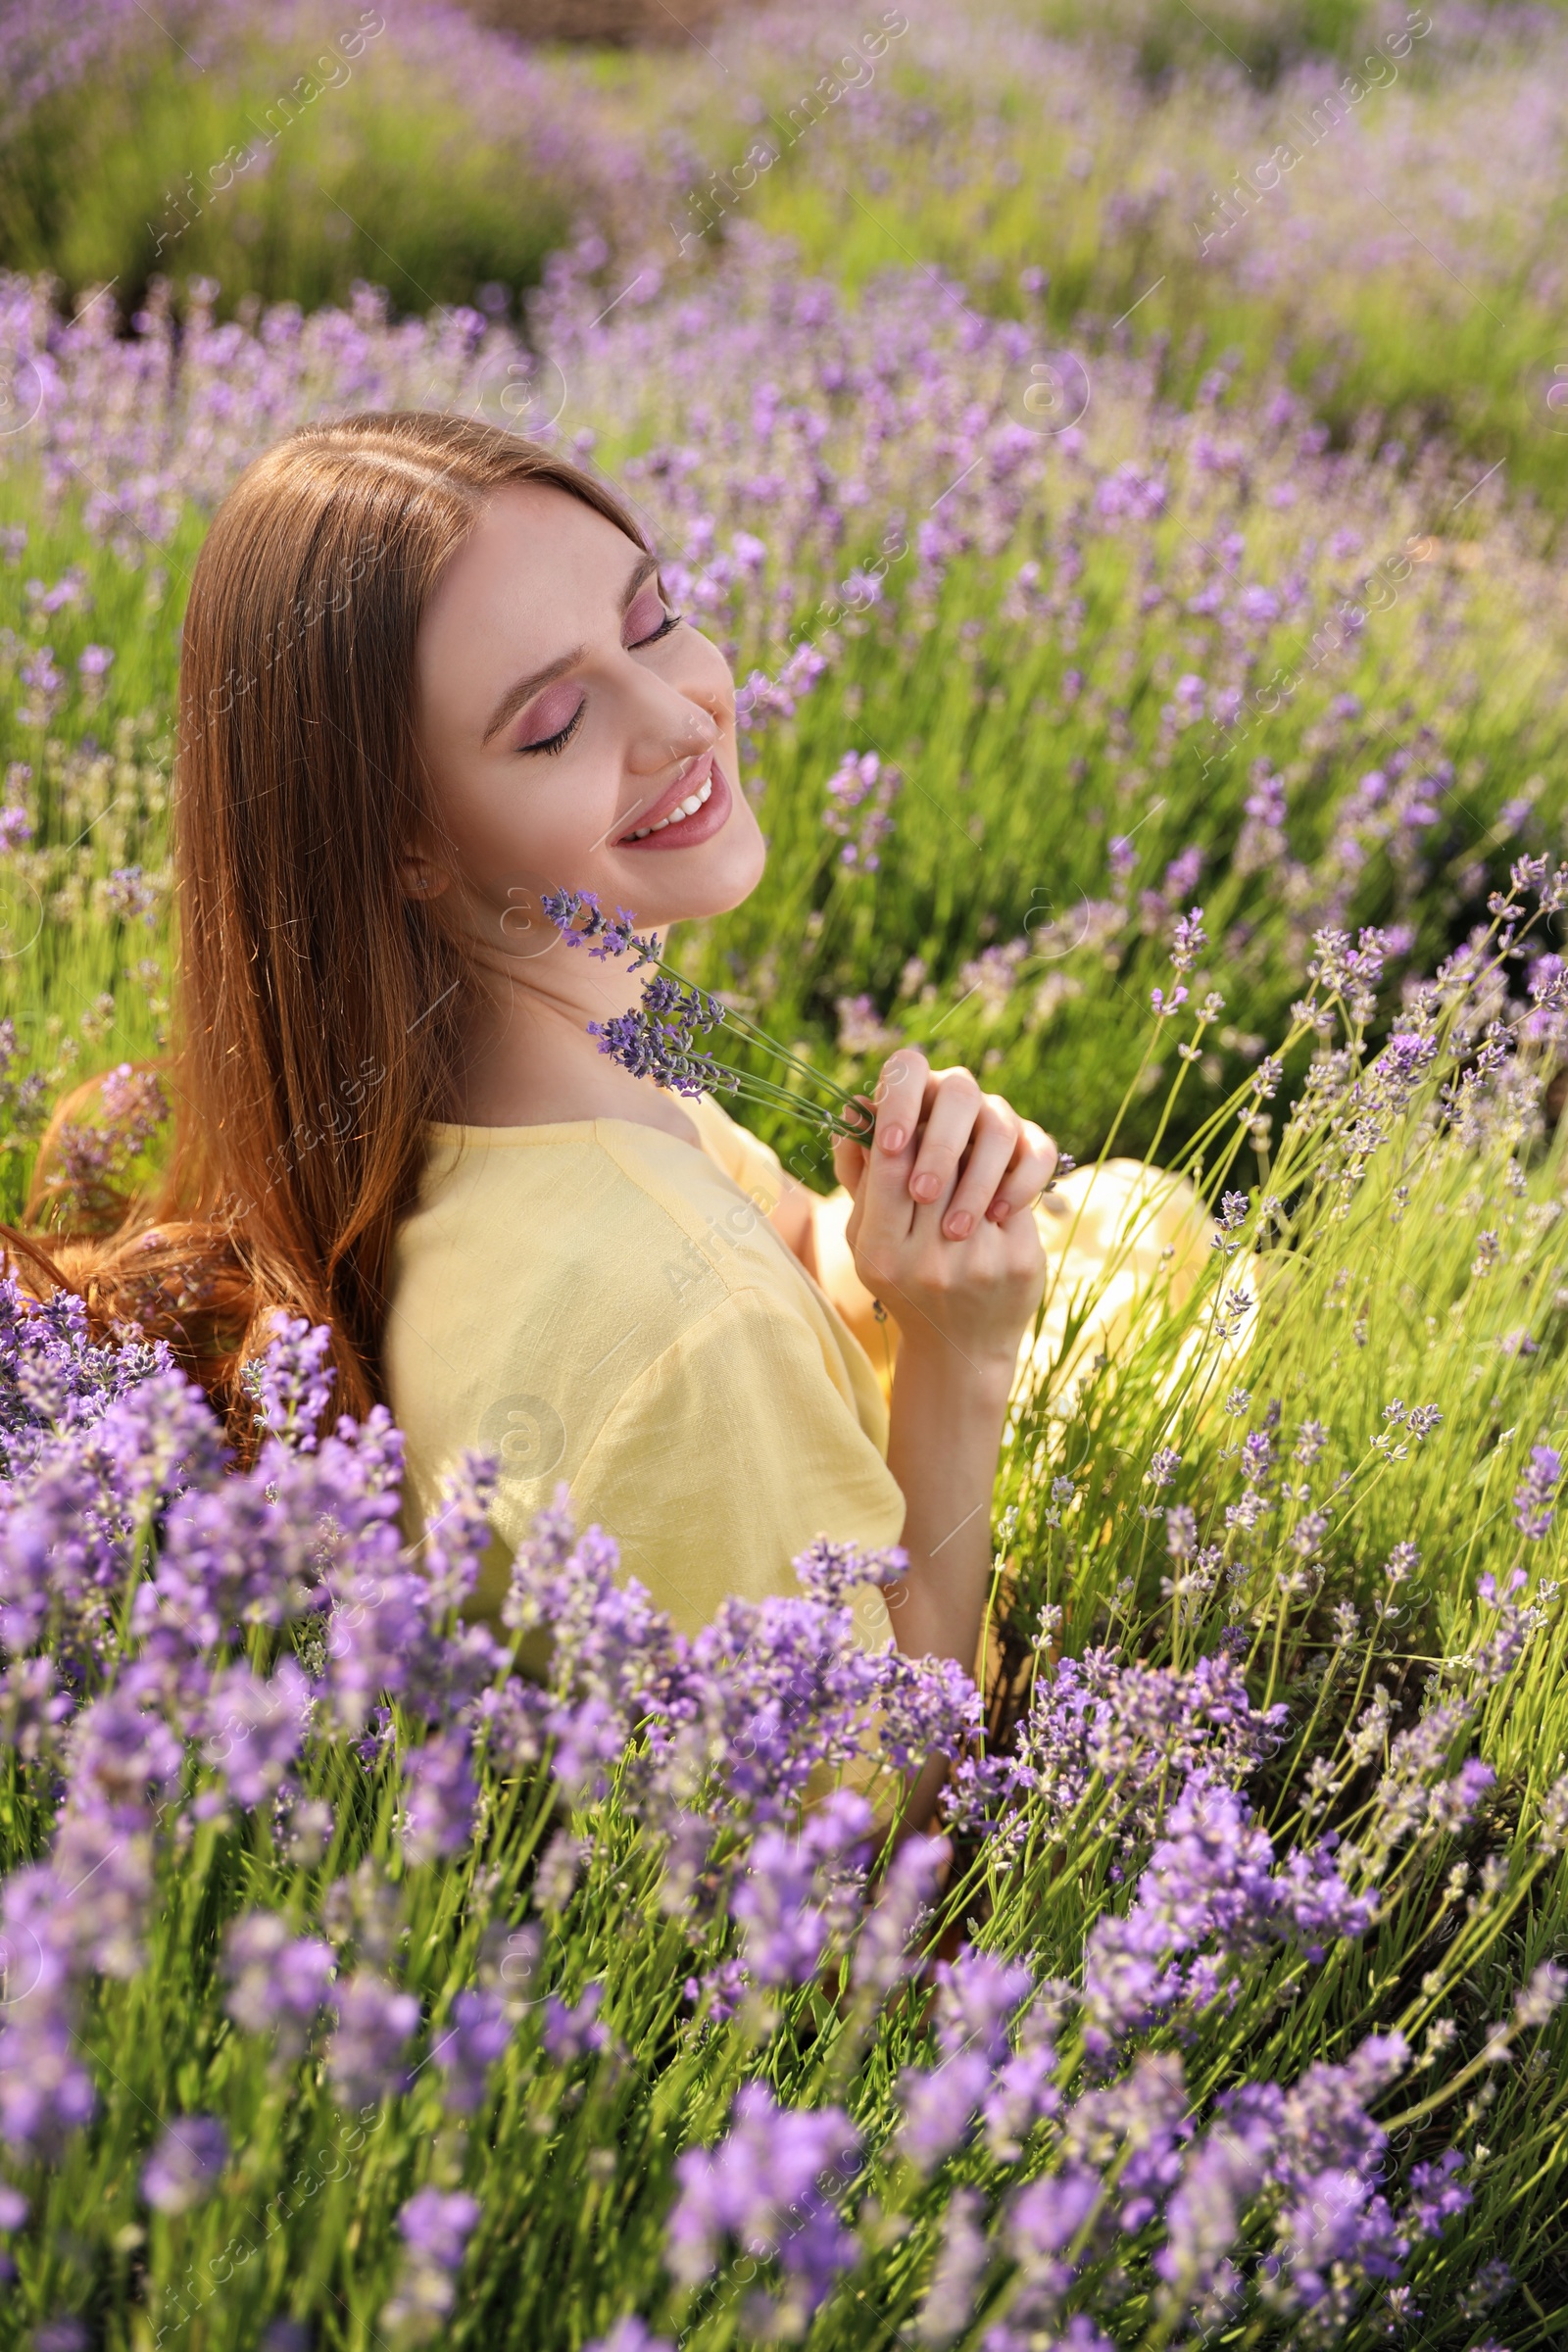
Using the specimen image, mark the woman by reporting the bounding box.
[18,411,1210,1793]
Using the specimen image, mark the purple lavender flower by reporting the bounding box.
[66,1689,182,1828]
[0,2002,96,2161]
[822,749,902,870]
[326,1973,420,2113]
[683,1959,749,2025]
[1405,2150,1471,2234]
[895,2049,994,2173]
[540,892,872,1139]
[31,2323,88,2352]
[19,1815,153,1984]
[667,2084,860,2322]
[381,2187,482,2336]
[1280,1838,1376,1960]
[586,1003,733,1101]
[201,1660,311,1809]
[103,864,153,924]
[946,1642,1289,1861]
[539,887,659,968]
[864,1647,981,1780]
[1006,2158,1103,2263]
[916,2187,990,2346]
[585,2326,674,2352]
[416,1452,500,1620]
[141,2115,228,2214]
[244,1312,336,1450]
[1154,2115,1268,2312]
[401,1731,478,1866]
[1425,1757,1495,1836]
[732,1789,872,1987]
[1275,2165,1408,2314]
[546,1693,632,1805]
[934,1949,1034,2067]
[1082,1776,1373,2059]
[1171,906,1207,972]
[223,1913,336,2062]
[541,1984,608,2063]
[434,1988,514,2116]
[1459,2263,1513,2319]
[1512,1959,1568,2029]
[1514,1445,1561,1541]
[1059,2050,1190,2234]
[1165,1504,1198,1558]
[851,1833,949,1996]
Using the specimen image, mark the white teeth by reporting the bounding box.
[621,773,713,843]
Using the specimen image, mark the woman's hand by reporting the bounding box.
[830,1049,1055,1374]
[833,1052,1056,1819]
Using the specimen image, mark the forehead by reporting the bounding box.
[419,480,644,665]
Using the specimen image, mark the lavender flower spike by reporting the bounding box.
[540,885,876,1141]
[141,2116,229,2214]
[381,2187,482,2339]
[1514,1445,1561,1541]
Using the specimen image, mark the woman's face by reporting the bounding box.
[412,479,766,953]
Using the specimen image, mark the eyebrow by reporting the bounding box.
[479,549,662,746]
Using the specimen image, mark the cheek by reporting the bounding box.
[440,757,618,892]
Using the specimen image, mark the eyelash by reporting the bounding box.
[518,608,684,756]
[521,705,585,759]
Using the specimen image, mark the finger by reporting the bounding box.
[985,1121,1061,1224]
[939,1099,1026,1239]
[906,1067,983,1211]
[872,1048,930,1158]
[839,1089,877,1148]
[831,1091,876,1198]
[831,1131,869,1201]
[855,1055,929,1261]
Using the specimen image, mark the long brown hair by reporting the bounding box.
[6,412,647,1442]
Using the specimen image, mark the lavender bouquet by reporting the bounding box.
[542,886,878,1143]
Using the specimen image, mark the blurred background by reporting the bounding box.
[0,0,1563,1217]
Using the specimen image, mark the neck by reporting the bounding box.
[451,927,701,1136]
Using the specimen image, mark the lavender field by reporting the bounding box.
[0,1,1567,2346]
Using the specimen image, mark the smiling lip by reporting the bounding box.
[612,752,731,850]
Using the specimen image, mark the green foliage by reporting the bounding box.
[0,9,1566,2340]
[4,918,1568,2350]
[0,41,569,319]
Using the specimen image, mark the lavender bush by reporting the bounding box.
[0,1,1565,2341]
[0,862,1559,2347]
[2,224,1567,1206]
[6,0,1567,500]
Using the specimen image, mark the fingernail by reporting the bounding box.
[945,1210,972,1239]
[912,1171,941,1201]
[882,1125,906,1154]
[992,1200,1012,1223]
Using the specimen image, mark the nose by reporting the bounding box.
[624,675,720,779]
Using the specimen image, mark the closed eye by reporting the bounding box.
[625,576,684,650]
[517,594,682,752]
[518,701,585,757]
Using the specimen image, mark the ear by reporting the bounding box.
[398,854,451,903]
